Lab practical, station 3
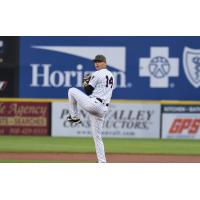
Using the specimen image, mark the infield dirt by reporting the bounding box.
[1,152,200,163]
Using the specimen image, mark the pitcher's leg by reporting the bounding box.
[68,88,79,118]
[68,87,90,118]
[68,87,99,117]
[90,115,106,163]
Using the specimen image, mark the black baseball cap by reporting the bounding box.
[92,55,106,63]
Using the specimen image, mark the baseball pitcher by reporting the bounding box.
[67,55,114,163]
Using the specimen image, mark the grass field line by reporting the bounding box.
[1,136,200,155]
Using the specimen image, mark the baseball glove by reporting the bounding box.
[82,73,92,87]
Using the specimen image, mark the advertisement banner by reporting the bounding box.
[162,105,200,139]
[0,68,17,97]
[0,36,19,68]
[0,102,50,136]
[0,37,19,97]
[20,36,200,100]
[52,102,161,138]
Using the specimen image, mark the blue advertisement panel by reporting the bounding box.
[20,36,200,100]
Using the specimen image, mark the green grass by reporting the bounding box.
[1,136,200,155]
[0,136,95,153]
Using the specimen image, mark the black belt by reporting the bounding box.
[96,98,109,106]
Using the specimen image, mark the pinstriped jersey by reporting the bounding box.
[89,68,114,103]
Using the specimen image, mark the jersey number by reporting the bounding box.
[106,76,113,88]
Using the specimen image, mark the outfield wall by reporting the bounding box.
[1,37,200,138]
[2,36,200,101]
[0,99,200,138]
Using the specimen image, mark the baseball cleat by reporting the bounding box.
[67,115,81,124]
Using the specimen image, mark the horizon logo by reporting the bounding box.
[30,46,127,88]
[139,47,179,88]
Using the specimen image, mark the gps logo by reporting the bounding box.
[169,118,200,134]
[139,47,179,88]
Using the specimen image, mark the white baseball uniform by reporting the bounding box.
[68,68,114,163]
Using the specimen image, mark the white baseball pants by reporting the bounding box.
[68,87,108,163]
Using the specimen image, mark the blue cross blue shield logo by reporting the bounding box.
[183,47,200,88]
